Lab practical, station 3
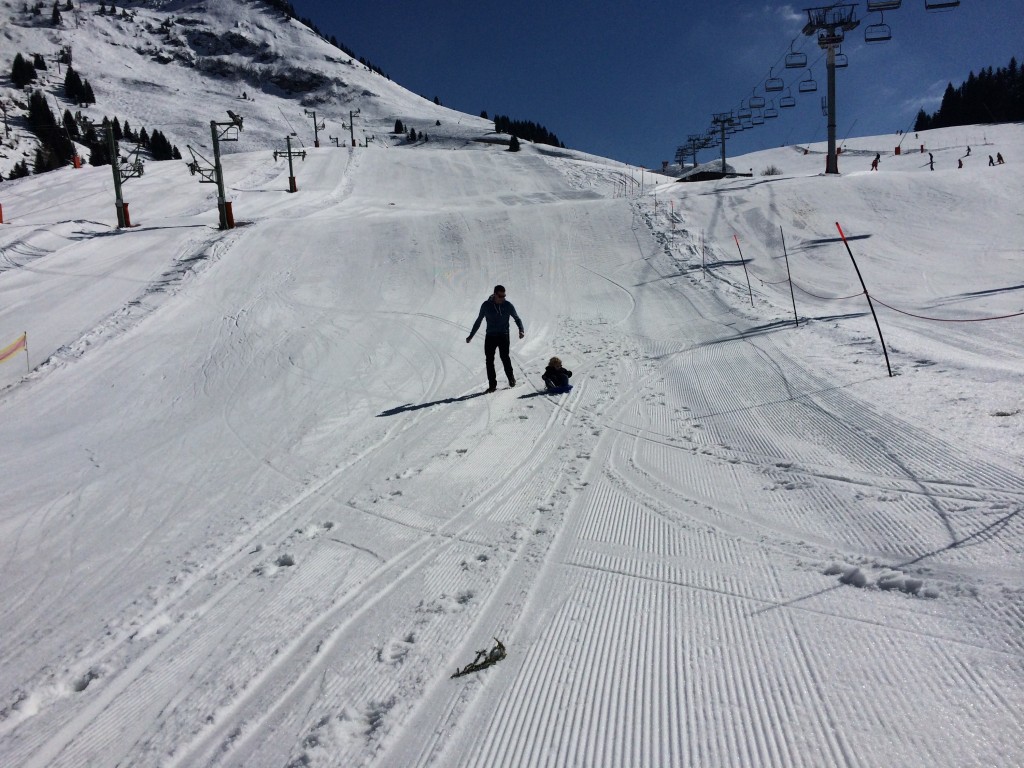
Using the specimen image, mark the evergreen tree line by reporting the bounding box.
[11,53,96,104]
[103,116,181,162]
[915,55,1024,131]
[22,1,71,21]
[9,89,181,179]
[26,89,77,173]
[492,115,564,148]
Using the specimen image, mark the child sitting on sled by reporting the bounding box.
[542,357,573,393]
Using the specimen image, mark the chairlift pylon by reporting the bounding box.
[798,70,818,93]
[864,12,892,43]
[867,0,901,10]
[785,41,807,69]
[765,67,784,92]
[924,0,959,10]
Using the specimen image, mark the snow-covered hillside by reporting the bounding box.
[0,0,511,178]
[2,2,1023,767]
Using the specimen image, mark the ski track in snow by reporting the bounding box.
[2,130,1024,767]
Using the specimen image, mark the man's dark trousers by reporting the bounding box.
[484,333,514,388]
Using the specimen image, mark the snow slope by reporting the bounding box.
[2,3,1023,767]
[1,121,1022,767]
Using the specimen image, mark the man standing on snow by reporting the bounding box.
[466,285,525,392]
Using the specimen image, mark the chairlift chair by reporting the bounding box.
[785,42,808,69]
[779,89,796,109]
[865,13,893,43]
[749,94,766,109]
[798,71,818,93]
[834,51,849,68]
[867,0,901,9]
[925,0,959,10]
[752,111,765,126]
[765,68,785,92]
[764,101,779,119]
[738,101,753,120]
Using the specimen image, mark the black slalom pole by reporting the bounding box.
[733,234,755,307]
[836,221,892,377]
[780,226,798,327]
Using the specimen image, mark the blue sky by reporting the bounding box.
[289,1,1023,168]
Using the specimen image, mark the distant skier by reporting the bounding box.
[466,285,525,393]
[989,155,996,166]
[542,357,573,394]
[966,145,971,156]
[929,152,934,171]
[997,152,1005,164]
[871,153,880,171]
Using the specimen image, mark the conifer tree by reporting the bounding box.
[64,65,83,102]
[63,108,79,139]
[9,160,31,179]
[27,89,75,167]
[34,145,51,174]
[11,53,37,88]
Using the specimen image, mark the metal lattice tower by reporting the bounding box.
[802,5,859,174]
[712,112,736,175]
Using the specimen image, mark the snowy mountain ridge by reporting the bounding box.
[1,0,503,177]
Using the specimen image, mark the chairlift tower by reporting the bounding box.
[802,5,859,174]
[304,109,325,148]
[712,112,736,175]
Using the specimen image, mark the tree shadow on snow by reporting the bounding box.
[377,391,487,417]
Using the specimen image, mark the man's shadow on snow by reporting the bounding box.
[377,391,487,417]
